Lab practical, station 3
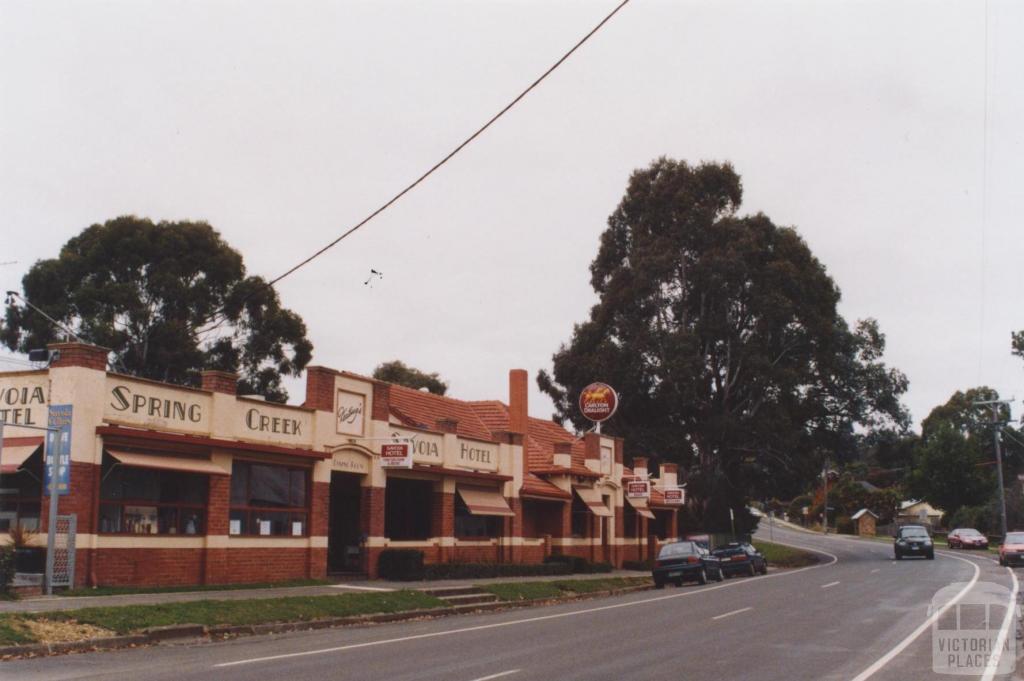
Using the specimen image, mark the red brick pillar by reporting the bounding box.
[666,509,679,542]
[204,474,230,584]
[201,370,237,394]
[431,487,454,563]
[614,506,625,567]
[361,485,385,577]
[309,480,329,579]
[557,500,572,555]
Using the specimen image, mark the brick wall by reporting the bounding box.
[303,366,337,412]
[93,548,204,586]
[48,342,108,370]
[225,547,313,583]
[372,382,390,421]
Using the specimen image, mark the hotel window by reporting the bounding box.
[454,496,501,539]
[571,495,590,538]
[99,456,208,535]
[623,502,638,538]
[229,461,309,537]
[385,477,432,540]
[0,449,43,532]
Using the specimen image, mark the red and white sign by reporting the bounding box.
[380,442,412,468]
[663,487,685,504]
[579,383,618,423]
[625,479,650,499]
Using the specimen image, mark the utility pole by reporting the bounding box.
[822,460,829,535]
[974,398,1013,538]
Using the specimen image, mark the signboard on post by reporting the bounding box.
[45,405,72,496]
[663,487,685,505]
[579,383,618,424]
[380,442,412,469]
[625,479,650,499]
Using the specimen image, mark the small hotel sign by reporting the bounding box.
[380,443,412,468]
[663,488,685,504]
[625,479,650,499]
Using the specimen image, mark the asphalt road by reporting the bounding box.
[3,526,1019,681]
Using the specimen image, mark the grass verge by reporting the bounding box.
[61,578,330,598]
[479,576,651,602]
[752,540,820,568]
[0,590,444,647]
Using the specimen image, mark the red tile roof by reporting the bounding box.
[388,385,496,442]
[520,473,571,500]
[467,401,587,472]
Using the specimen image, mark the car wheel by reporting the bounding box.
[759,562,768,575]
[999,557,1005,567]
[895,552,902,561]
[654,579,665,589]
[747,562,756,577]
[698,568,708,585]
[927,551,935,560]
[716,569,724,582]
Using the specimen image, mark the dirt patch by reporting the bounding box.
[22,618,113,643]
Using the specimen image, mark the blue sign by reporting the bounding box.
[45,404,72,496]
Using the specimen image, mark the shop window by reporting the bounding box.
[99,455,208,535]
[454,496,501,539]
[0,449,43,532]
[623,503,638,538]
[229,461,309,537]
[385,477,432,540]
[571,495,590,538]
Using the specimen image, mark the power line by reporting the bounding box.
[197,0,632,335]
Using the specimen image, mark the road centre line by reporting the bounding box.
[712,607,752,620]
[214,539,840,668]
[870,569,880,574]
[820,581,840,589]
[468,670,520,681]
[849,550,981,681]
[980,565,1019,681]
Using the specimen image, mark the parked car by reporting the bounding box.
[711,542,768,577]
[998,532,1024,567]
[652,541,723,587]
[894,525,934,560]
[947,528,989,550]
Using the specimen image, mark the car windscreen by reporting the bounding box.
[712,546,744,556]
[1005,533,1024,544]
[960,529,982,536]
[658,542,697,558]
[900,529,929,538]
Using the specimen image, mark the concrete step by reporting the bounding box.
[419,586,486,597]
[437,592,499,606]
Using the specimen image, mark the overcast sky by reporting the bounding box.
[1,0,1022,431]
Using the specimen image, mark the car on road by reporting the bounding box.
[652,540,723,588]
[947,528,989,550]
[711,542,768,577]
[998,532,1024,567]
[894,525,934,560]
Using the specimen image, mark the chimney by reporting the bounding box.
[632,456,648,477]
[660,462,678,488]
[47,342,108,371]
[509,369,528,435]
[553,442,572,469]
[201,370,238,395]
[304,366,337,413]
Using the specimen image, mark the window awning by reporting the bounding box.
[0,442,41,475]
[457,485,515,517]
[626,495,656,520]
[573,485,612,517]
[106,449,230,476]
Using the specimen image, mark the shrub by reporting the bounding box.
[0,547,14,594]
[836,516,855,535]
[377,549,424,581]
[542,555,613,574]
[423,562,570,580]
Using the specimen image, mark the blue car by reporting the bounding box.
[652,541,724,587]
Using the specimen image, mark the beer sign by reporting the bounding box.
[625,479,650,499]
[663,487,685,505]
[579,383,618,423]
[380,442,412,469]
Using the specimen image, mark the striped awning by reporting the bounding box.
[0,440,41,475]
[626,495,656,520]
[573,485,612,517]
[457,485,515,517]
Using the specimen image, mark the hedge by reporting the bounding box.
[378,549,425,581]
[423,562,571,580]
[622,560,653,571]
[0,547,13,594]
[543,555,613,574]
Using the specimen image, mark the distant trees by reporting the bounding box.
[538,158,909,530]
[373,360,448,395]
[1,216,312,402]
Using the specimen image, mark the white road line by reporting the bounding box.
[820,581,840,589]
[468,670,520,681]
[849,552,981,681]
[327,584,394,592]
[870,569,880,574]
[712,607,752,621]
[214,541,839,668]
[980,566,1019,681]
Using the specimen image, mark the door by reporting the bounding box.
[328,472,363,573]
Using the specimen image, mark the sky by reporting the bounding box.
[1,0,1022,431]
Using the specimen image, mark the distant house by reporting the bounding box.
[851,508,879,536]
[897,500,944,528]
[856,480,881,494]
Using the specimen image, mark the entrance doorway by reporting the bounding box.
[328,472,363,573]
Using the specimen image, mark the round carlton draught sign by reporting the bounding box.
[579,382,618,423]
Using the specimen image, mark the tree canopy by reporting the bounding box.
[1,216,312,402]
[372,360,448,395]
[537,158,909,529]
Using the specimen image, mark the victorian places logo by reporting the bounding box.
[931,581,1017,676]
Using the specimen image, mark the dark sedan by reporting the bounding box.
[712,542,768,577]
[652,541,723,588]
[894,525,934,560]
